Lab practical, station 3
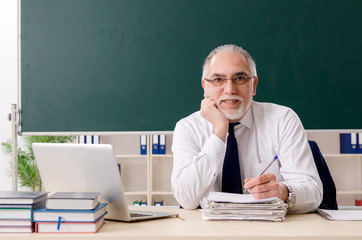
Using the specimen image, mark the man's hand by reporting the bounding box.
[244,174,288,202]
[200,97,229,142]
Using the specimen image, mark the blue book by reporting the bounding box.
[359,133,362,153]
[159,135,166,154]
[140,135,147,155]
[32,203,107,222]
[340,133,358,154]
[152,135,159,154]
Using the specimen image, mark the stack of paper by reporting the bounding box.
[317,208,362,221]
[201,192,287,222]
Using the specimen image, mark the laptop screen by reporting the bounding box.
[33,143,131,221]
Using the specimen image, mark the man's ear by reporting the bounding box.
[201,78,208,97]
[201,78,206,89]
[252,76,258,96]
[202,78,208,90]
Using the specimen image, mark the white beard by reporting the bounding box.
[216,95,245,120]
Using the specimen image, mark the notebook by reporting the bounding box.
[33,143,178,222]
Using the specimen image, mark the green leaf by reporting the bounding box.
[1,135,75,191]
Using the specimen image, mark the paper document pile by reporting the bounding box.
[317,208,362,221]
[201,192,287,222]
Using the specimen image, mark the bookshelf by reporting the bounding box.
[322,154,362,205]
[307,132,362,206]
[100,131,361,207]
[100,134,178,207]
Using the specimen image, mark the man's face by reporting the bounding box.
[202,52,258,122]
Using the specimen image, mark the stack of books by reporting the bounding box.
[201,192,288,222]
[0,191,48,233]
[32,192,107,233]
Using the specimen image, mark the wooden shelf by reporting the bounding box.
[151,154,173,158]
[324,154,362,158]
[104,134,175,206]
[324,154,362,203]
[124,191,148,195]
[151,191,173,195]
[116,154,148,158]
[337,190,362,195]
[109,133,362,207]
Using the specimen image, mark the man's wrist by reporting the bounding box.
[278,182,289,202]
[213,124,228,142]
[283,182,296,208]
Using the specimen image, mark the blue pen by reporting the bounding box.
[258,155,279,176]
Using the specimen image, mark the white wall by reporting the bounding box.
[0,1,18,190]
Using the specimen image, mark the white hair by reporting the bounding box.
[202,44,257,78]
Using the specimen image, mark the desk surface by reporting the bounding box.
[3,207,362,240]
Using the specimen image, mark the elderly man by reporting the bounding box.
[171,44,322,213]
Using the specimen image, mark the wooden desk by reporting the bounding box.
[2,207,362,239]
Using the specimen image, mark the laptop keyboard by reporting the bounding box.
[130,213,152,218]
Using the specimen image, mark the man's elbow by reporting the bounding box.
[179,201,200,210]
[172,186,201,210]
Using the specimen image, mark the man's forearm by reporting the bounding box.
[172,134,226,209]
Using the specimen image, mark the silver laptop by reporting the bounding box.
[33,143,178,222]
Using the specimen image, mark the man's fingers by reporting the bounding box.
[244,174,274,189]
[244,174,279,199]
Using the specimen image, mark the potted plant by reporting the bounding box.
[1,136,75,191]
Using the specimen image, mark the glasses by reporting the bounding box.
[204,75,254,86]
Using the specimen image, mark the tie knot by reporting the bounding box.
[228,122,240,134]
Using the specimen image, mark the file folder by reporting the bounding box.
[340,133,358,153]
[93,135,100,144]
[78,135,100,144]
[152,135,159,154]
[140,135,147,155]
[154,201,163,206]
[159,135,166,154]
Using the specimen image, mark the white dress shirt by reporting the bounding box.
[171,101,323,213]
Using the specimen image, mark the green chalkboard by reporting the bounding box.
[20,0,362,133]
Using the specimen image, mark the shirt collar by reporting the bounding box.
[237,105,254,130]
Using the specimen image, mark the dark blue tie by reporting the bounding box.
[222,122,242,194]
